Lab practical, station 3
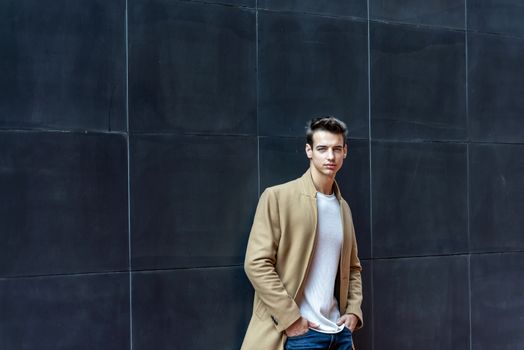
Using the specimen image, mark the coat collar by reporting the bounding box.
[299,168,342,201]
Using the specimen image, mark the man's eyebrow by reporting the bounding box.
[316,144,344,148]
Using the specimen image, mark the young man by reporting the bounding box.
[242,117,363,350]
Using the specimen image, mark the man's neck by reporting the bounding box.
[310,168,335,195]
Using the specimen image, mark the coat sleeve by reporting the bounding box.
[244,189,302,332]
[345,221,364,329]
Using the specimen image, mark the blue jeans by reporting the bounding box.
[284,328,352,350]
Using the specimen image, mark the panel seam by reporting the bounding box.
[125,1,133,350]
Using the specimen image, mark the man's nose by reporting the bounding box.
[327,149,335,159]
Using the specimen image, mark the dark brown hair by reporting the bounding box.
[306,116,348,146]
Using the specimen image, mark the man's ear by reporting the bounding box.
[343,144,348,159]
[305,143,313,159]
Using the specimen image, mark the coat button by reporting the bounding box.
[271,315,279,325]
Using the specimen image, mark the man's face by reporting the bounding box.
[305,130,347,179]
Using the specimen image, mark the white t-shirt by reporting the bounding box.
[298,192,345,334]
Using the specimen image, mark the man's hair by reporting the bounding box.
[306,116,348,146]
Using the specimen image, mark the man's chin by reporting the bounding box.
[322,170,338,178]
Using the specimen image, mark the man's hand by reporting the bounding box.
[336,314,358,332]
[285,317,319,337]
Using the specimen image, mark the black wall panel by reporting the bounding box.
[370,0,465,28]
[131,134,258,270]
[468,33,524,143]
[471,253,524,350]
[0,273,130,350]
[468,0,524,36]
[0,0,126,132]
[129,0,256,135]
[374,256,470,350]
[132,267,252,350]
[470,144,524,253]
[258,11,369,138]
[0,132,128,277]
[371,22,466,141]
[259,136,310,190]
[372,141,468,258]
[258,0,367,18]
[205,0,256,8]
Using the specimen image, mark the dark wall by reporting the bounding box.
[1,1,523,350]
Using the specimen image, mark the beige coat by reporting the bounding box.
[241,169,363,350]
